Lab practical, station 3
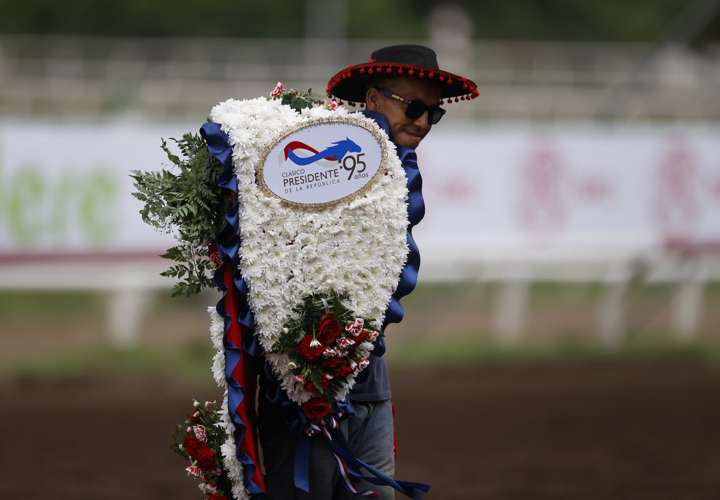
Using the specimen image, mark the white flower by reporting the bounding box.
[309,338,322,348]
[209,98,409,411]
[198,482,219,494]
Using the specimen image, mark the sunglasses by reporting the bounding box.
[374,87,446,125]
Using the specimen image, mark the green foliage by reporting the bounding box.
[273,292,356,353]
[280,91,315,112]
[0,0,304,37]
[465,0,689,42]
[277,87,328,112]
[131,90,326,297]
[131,132,226,296]
[2,0,713,42]
[347,0,430,39]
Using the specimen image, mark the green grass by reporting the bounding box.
[387,333,720,367]
[2,282,719,381]
[1,341,217,384]
[4,334,720,384]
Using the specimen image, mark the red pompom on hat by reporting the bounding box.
[326,44,478,105]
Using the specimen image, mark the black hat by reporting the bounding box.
[326,44,479,105]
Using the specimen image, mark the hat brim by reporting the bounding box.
[327,61,479,104]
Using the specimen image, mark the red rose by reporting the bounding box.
[303,379,318,394]
[321,357,354,378]
[318,314,343,345]
[304,376,331,393]
[355,329,369,343]
[208,494,228,500]
[297,335,325,361]
[207,243,222,266]
[321,358,344,371]
[334,365,354,378]
[196,446,217,470]
[302,397,331,423]
[183,433,202,457]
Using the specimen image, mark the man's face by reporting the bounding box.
[365,77,442,148]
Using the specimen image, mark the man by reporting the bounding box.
[259,44,478,500]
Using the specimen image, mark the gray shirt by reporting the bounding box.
[348,352,391,402]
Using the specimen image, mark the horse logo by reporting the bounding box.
[284,137,361,166]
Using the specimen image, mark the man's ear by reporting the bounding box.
[365,87,380,111]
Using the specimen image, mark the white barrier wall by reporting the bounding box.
[417,124,720,262]
[1,119,719,262]
[0,119,181,253]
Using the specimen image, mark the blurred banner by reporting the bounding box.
[418,124,720,261]
[0,120,180,254]
[1,120,719,262]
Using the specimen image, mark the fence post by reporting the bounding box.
[672,257,706,340]
[107,284,151,347]
[596,266,630,347]
[493,278,530,344]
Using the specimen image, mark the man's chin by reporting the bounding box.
[396,133,423,148]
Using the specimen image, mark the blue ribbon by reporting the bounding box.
[360,112,426,353]
[260,350,432,497]
[201,121,265,498]
[287,408,430,498]
[325,423,430,499]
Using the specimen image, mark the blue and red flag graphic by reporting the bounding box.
[284,138,361,166]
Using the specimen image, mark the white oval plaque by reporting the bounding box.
[258,119,385,207]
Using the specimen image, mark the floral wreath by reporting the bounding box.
[135,82,429,499]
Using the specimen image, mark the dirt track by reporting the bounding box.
[3,360,720,500]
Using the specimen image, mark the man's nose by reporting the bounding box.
[413,111,430,129]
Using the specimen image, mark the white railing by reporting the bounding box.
[1,248,718,347]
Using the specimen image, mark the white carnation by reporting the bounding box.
[209,100,409,407]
